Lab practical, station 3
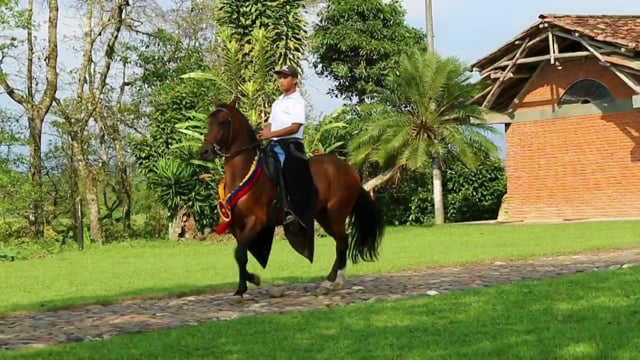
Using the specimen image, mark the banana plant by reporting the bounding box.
[304,107,349,156]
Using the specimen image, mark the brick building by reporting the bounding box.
[471,14,640,222]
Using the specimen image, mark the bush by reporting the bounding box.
[444,157,506,222]
[373,158,506,225]
[0,218,31,242]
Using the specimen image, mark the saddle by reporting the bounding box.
[260,139,317,262]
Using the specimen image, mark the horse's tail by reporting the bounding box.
[348,187,385,264]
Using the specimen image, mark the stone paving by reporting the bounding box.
[2,248,640,351]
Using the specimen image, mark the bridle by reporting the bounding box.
[209,107,259,158]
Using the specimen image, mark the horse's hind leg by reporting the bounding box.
[316,210,349,294]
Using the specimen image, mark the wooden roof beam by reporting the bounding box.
[557,32,640,94]
[548,29,560,65]
[494,51,593,67]
[552,30,631,56]
[489,71,531,79]
[602,55,640,72]
[478,32,549,75]
[483,37,531,108]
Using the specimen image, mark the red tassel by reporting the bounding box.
[215,221,231,235]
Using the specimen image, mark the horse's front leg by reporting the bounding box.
[233,218,262,297]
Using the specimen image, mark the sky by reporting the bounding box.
[3,0,640,150]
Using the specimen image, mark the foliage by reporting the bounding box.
[129,29,221,233]
[217,0,307,71]
[309,0,425,103]
[445,156,507,222]
[349,49,498,173]
[299,105,368,160]
[0,0,28,74]
[375,169,433,225]
[348,49,499,224]
[133,29,212,90]
[185,0,307,125]
[183,28,279,126]
[0,109,34,238]
[302,107,349,156]
[0,163,32,221]
[0,246,17,261]
[147,155,220,231]
[375,156,506,225]
[130,29,217,175]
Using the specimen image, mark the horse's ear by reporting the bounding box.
[212,97,221,107]
[230,95,240,108]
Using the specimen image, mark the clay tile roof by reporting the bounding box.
[539,14,640,51]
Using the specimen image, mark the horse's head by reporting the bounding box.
[199,95,242,160]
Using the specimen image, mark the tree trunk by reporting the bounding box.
[114,138,132,232]
[69,143,84,249]
[432,154,445,225]
[363,167,399,191]
[1,0,59,239]
[27,115,44,238]
[168,208,188,240]
[104,113,132,233]
[73,140,103,245]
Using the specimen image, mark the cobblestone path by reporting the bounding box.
[2,248,640,351]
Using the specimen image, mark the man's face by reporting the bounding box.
[278,75,297,93]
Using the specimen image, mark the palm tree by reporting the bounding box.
[349,48,499,224]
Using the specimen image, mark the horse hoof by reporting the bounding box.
[316,280,333,295]
[330,281,344,290]
[234,286,247,297]
[231,295,244,305]
[316,286,330,296]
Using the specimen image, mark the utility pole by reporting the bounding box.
[425,0,444,225]
[425,0,435,52]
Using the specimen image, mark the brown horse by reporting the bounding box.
[199,96,384,297]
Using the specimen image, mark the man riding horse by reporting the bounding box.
[199,65,384,297]
[257,65,316,235]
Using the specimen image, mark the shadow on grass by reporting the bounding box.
[5,267,640,359]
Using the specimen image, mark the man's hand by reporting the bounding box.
[257,128,272,140]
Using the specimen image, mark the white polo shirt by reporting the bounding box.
[268,90,306,140]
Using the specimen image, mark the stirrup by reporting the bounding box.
[283,209,306,229]
[283,209,296,225]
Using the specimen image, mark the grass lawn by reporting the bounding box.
[1,221,640,316]
[5,264,640,359]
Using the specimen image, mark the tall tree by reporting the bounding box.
[309,0,424,103]
[349,49,499,224]
[0,0,58,238]
[129,28,219,239]
[54,0,129,245]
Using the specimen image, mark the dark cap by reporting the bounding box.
[274,65,299,78]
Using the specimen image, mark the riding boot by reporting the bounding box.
[276,158,306,229]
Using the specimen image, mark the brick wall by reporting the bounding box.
[504,58,640,221]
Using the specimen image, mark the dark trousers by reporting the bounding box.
[271,139,317,223]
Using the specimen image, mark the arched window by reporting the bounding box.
[558,78,615,105]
